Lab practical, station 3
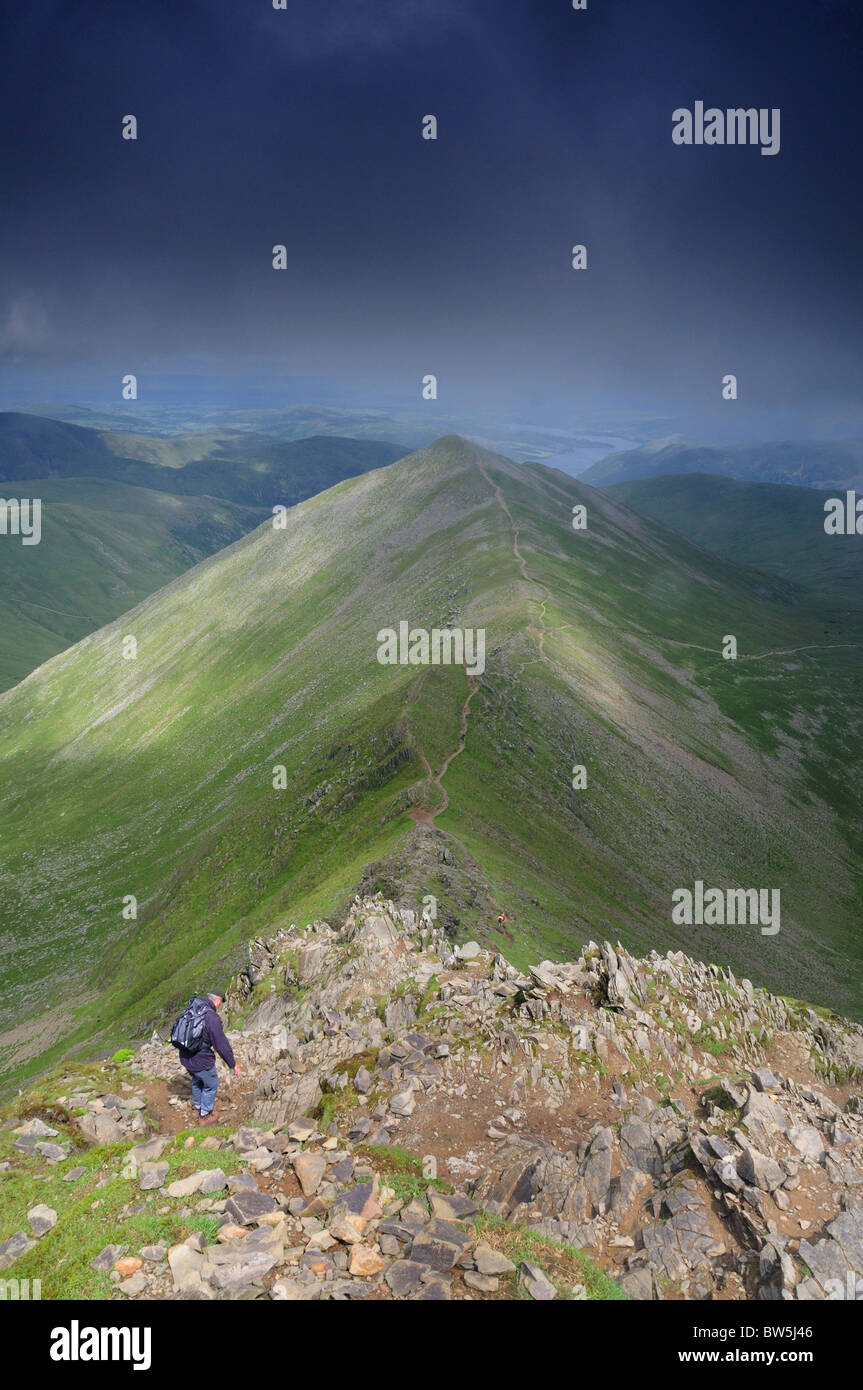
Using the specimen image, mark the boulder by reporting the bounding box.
[348,1245,385,1277]
[224,1190,279,1226]
[138,1161,169,1191]
[27,1204,58,1236]
[473,1243,516,1276]
[165,1172,205,1199]
[787,1126,825,1163]
[385,1260,428,1296]
[129,1135,170,1166]
[520,1260,556,1300]
[14,1118,58,1139]
[78,1112,125,1144]
[737,1145,784,1192]
[119,1274,148,1296]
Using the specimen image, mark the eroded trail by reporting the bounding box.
[436,676,479,794]
[403,455,558,819]
[473,453,553,706]
[398,452,860,822]
[402,451,528,821]
[407,673,479,822]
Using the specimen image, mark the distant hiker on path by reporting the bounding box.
[170,992,241,1125]
[497,912,507,926]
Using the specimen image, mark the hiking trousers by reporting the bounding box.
[190,1066,219,1116]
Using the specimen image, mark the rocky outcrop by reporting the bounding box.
[130,896,863,1300]
[6,894,861,1303]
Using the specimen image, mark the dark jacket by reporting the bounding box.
[179,998,235,1074]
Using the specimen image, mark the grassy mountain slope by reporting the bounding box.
[0,413,404,689]
[1,437,862,1089]
[606,474,863,597]
[581,436,863,490]
[0,479,264,691]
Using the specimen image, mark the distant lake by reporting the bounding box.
[538,435,637,478]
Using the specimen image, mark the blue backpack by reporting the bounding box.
[170,997,210,1053]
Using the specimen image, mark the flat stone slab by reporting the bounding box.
[27,1204,58,1236]
[203,1246,281,1290]
[14,1118,58,1139]
[79,1112,125,1144]
[198,1168,229,1194]
[139,1161,169,1191]
[293,1152,327,1196]
[473,1243,516,1276]
[225,1190,279,1226]
[166,1172,205,1199]
[35,1142,68,1162]
[385,1259,429,1297]
[227,1172,260,1193]
[429,1191,480,1221]
[119,1274,148,1296]
[129,1135,170,1165]
[287,1118,316,1142]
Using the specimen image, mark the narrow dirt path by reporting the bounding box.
[400,454,860,823]
[434,676,479,808]
[473,457,549,603]
[660,639,863,662]
[407,674,479,821]
[472,453,554,711]
[403,452,533,822]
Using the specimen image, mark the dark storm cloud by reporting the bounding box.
[0,0,860,431]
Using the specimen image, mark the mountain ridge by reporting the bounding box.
[2,435,862,1091]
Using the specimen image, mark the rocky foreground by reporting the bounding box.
[2,895,862,1301]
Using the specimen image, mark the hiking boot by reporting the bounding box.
[199,1112,219,1126]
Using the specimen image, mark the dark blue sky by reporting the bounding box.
[1,0,860,436]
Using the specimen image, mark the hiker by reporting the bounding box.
[171,992,241,1125]
[497,912,507,926]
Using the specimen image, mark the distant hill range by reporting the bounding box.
[0,412,402,689]
[606,473,863,598]
[0,411,402,506]
[581,435,863,491]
